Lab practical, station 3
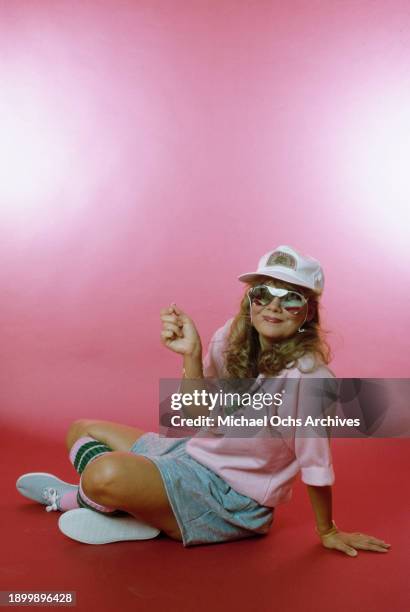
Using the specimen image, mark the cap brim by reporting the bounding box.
[238,271,322,294]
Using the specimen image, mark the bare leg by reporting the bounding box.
[66,419,146,452]
[81,452,183,542]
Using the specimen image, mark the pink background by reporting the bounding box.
[0,0,409,436]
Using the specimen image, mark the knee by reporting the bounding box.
[81,454,124,500]
[65,419,95,451]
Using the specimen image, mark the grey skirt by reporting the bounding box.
[129,432,274,547]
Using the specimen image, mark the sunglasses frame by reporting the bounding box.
[247,284,308,316]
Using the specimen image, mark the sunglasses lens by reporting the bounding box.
[249,287,306,313]
[281,291,305,314]
[249,286,271,306]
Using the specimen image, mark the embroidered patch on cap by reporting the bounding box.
[266,250,297,270]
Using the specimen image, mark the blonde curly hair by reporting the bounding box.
[223,275,332,378]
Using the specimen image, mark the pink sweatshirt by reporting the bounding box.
[185,318,335,508]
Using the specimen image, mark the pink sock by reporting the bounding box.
[78,477,118,514]
[59,489,80,511]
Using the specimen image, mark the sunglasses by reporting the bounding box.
[247,285,308,315]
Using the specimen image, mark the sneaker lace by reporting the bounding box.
[42,487,59,512]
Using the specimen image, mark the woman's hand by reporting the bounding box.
[160,303,202,356]
[320,525,391,557]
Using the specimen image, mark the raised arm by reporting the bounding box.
[160,303,213,418]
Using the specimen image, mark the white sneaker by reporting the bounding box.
[58,508,161,544]
[16,472,78,512]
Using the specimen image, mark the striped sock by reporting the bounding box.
[69,436,113,475]
[68,435,119,515]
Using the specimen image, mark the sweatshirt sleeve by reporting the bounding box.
[294,371,336,486]
[202,333,219,378]
[296,436,335,486]
[202,318,233,378]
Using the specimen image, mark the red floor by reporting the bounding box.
[1,425,409,612]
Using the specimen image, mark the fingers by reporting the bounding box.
[160,302,188,338]
[160,330,171,342]
[349,534,391,551]
[160,304,182,317]
[342,542,389,555]
[162,322,183,338]
[160,308,181,318]
[160,303,185,343]
[161,313,183,326]
[160,306,184,338]
[170,302,182,315]
[159,303,182,315]
[323,531,391,557]
[322,537,357,556]
[160,304,184,322]
[160,329,177,343]
[162,317,183,328]
[340,545,358,557]
[366,537,391,548]
[350,539,390,553]
[362,544,389,553]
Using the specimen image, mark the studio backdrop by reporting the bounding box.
[0,0,408,438]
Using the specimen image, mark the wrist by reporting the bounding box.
[316,520,338,538]
[182,351,203,378]
[183,348,202,361]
